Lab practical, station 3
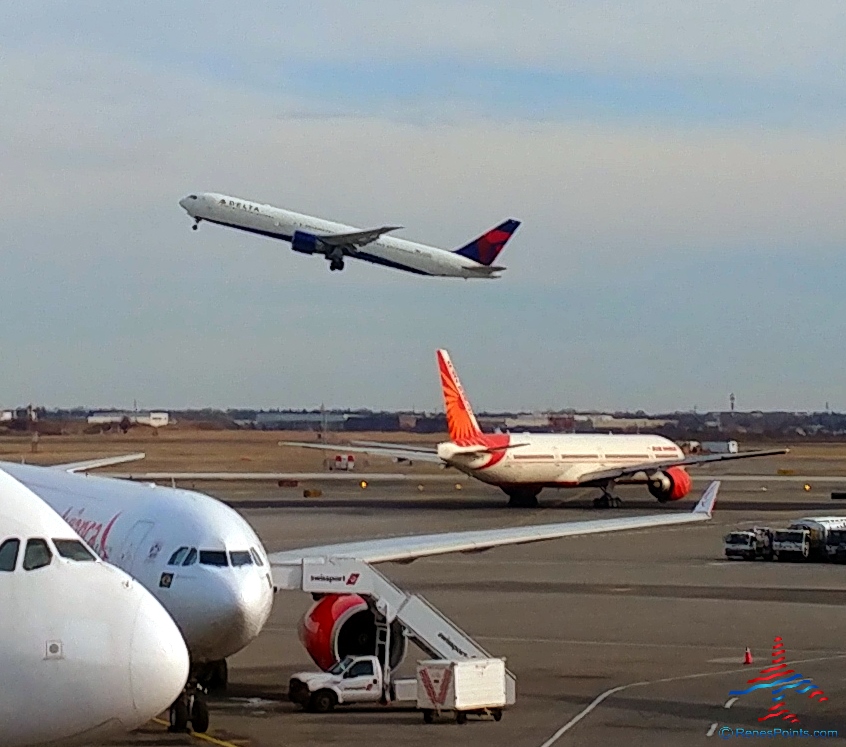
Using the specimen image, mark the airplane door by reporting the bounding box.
[118,520,155,575]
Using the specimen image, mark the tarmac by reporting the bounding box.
[106,470,846,746]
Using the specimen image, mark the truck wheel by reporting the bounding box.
[423,710,434,724]
[456,711,467,724]
[492,709,503,722]
[310,690,336,713]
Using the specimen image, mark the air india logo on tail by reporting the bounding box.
[437,349,482,445]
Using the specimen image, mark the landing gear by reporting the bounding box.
[198,659,228,693]
[192,218,201,231]
[168,677,210,733]
[503,488,541,508]
[592,486,622,509]
[327,247,345,271]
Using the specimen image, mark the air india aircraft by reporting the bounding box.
[285,349,786,506]
[0,467,188,746]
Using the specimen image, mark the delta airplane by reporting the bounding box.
[3,457,719,734]
[178,192,520,277]
[286,349,787,507]
[0,467,188,747]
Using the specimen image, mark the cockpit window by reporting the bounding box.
[250,547,265,566]
[199,550,228,567]
[188,194,198,199]
[168,546,189,565]
[53,539,96,561]
[183,548,197,566]
[229,550,253,567]
[0,538,20,571]
[23,538,52,571]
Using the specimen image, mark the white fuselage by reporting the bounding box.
[1,463,275,664]
[0,468,189,747]
[179,192,496,278]
[438,433,684,486]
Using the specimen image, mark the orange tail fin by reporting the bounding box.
[436,349,483,444]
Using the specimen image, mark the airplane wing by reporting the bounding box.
[280,441,444,464]
[268,481,719,567]
[576,448,788,485]
[102,471,462,482]
[319,226,403,249]
[49,452,147,473]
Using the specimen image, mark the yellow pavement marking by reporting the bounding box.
[152,717,244,747]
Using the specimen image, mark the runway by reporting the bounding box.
[107,477,846,746]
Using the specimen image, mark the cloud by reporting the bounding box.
[0,5,845,410]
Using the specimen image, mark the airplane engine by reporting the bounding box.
[298,594,407,672]
[291,230,321,255]
[647,466,692,503]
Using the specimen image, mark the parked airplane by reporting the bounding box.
[178,192,520,277]
[285,349,787,507]
[2,458,718,733]
[0,467,188,747]
[1,458,274,735]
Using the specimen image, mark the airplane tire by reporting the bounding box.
[191,695,210,733]
[168,699,189,732]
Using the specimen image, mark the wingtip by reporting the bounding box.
[693,480,720,516]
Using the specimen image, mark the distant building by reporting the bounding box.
[88,411,170,428]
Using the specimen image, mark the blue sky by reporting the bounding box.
[1,2,844,411]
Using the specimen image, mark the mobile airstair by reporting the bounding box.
[273,557,517,703]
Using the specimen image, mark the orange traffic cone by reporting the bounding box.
[743,647,753,665]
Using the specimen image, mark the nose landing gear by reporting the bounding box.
[168,681,210,734]
[192,218,201,231]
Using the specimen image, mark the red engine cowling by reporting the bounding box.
[298,594,408,671]
[647,466,692,503]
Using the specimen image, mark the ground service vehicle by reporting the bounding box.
[826,529,846,563]
[724,527,773,560]
[417,658,507,724]
[772,528,811,561]
[289,655,416,712]
[288,654,508,724]
[789,518,846,561]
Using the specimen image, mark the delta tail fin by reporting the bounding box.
[453,219,520,266]
[437,349,484,444]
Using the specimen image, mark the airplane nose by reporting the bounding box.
[128,591,190,722]
[196,572,273,660]
[178,196,188,209]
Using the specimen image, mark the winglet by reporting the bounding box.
[693,481,720,516]
[53,453,147,474]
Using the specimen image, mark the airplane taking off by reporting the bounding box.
[2,456,719,734]
[179,192,520,277]
[0,468,188,747]
[286,349,787,507]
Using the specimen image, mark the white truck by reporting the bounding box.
[724,527,773,560]
[288,655,507,723]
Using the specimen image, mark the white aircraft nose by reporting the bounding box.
[189,571,273,661]
[178,196,189,210]
[128,590,190,722]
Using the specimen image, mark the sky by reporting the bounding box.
[1,1,844,413]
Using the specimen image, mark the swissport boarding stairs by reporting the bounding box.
[273,557,517,703]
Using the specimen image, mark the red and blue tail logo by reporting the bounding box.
[453,219,520,266]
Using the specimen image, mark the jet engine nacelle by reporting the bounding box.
[291,230,321,255]
[298,594,408,672]
[647,466,692,503]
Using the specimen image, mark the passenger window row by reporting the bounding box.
[0,537,96,572]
